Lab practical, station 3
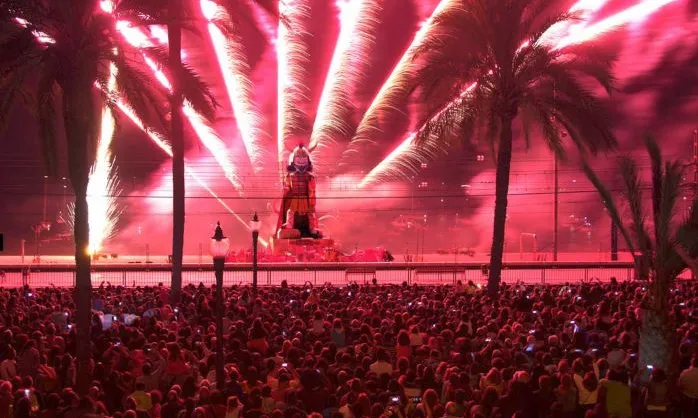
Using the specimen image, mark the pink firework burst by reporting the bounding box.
[15,0,683,247]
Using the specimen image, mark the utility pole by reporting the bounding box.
[611,221,618,261]
[42,175,48,225]
[693,129,698,201]
[553,154,559,261]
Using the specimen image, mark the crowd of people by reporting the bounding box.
[0,278,697,418]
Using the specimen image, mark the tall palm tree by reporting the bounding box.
[583,135,698,376]
[119,0,279,304]
[0,0,216,394]
[411,0,617,294]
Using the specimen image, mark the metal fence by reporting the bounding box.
[0,261,689,288]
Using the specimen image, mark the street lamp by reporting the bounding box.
[249,212,261,290]
[209,222,229,387]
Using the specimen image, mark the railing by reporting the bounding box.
[0,261,686,288]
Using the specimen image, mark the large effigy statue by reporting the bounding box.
[276,144,323,239]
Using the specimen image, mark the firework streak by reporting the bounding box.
[202,0,265,171]
[277,0,310,179]
[115,21,241,190]
[358,0,678,187]
[112,98,268,247]
[340,0,460,161]
[88,59,122,254]
[309,0,381,166]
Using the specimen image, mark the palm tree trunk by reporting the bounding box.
[639,308,672,383]
[169,0,184,304]
[72,184,92,395]
[488,116,514,295]
[63,80,95,396]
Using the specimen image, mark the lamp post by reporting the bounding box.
[249,212,261,291]
[210,222,229,387]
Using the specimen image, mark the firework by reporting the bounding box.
[115,23,242,189]
[112,97,267,246]
[309,0,381,163]
[340,0,459,160]
[202,0,265,171]
[358,83,477,188]
[358,0,678,187]
[554,0,678,49]
[86,61,122,254]
[277,0,310,178]
[16,10,260,244]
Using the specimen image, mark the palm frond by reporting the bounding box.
[644,134,663,246]
[0,61,34,129]
[140,45,218,122]
[521,98,564,159]
[108,49,170,133]
[519,0,572,45]
[581,161,636,256]
[667,198,698,277]
[557,42,619,95]
[0,27,44,76]
[656,160,682,257]
[619,157,653,261]
[113,0,200,34]
[36,68,59,176]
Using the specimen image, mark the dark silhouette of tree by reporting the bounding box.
[583,135,698,377]
[411,0,617,294]
[0,0,216,394]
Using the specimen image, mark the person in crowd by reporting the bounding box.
[598,368,632,418]
[0,280,693,418]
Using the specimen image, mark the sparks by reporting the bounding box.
[309,0,380,162]
[341,0,459,158]
[202,0,265,171]
[114,22,241,189]
[358,83,477,188]
[15,11,259,245]
[13,17,55,44]
[112,97,266,246]
[277,0,310,178]
[554,0,678,49]
[87,60,121,254]
[358,0,678,187]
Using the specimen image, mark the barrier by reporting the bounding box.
[0,260,687,288]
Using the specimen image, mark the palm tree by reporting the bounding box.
[583,135,698,377]
[0,0,216,394]
[411,0,617,294]
[120,0,279,304]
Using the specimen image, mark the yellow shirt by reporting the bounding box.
[600,380,631,418]
[131,390,152,411]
